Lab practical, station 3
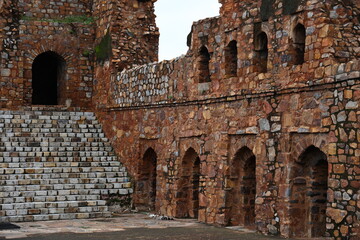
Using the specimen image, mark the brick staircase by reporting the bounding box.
[0,108,132,222]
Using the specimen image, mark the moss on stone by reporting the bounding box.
[95,31,112,63]
[260,0,275,21]
[20,15,95,25]
[283,0,302,15]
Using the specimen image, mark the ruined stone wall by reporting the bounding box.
[111,60,175,107]
[98,60,360,238]
[0,0,159,109]
[94,0,360,238]
[0,0,21,108]
[0,0,94,108]
[92,0,159,109]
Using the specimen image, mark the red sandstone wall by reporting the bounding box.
[98,56,360,238]
[0,0,95,108]
[94,0,360,238]
[92,0,159,109]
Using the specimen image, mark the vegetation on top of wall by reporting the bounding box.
[95,31,112,64]
[20,15,96,25]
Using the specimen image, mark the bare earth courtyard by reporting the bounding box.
[0,214,289,240]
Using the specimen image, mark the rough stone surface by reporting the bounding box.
[93,1,360,239]
[0,109,132,222]
[0,0,359,240]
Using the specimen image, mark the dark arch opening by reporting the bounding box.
[198,46,211,83]
[225,147,256,228]
[254,32,268,73]
[225,40,238,77]
[135,148,157,211]
[290,145,328,238]
[292,23,306,65]
[32,51,66,105]
[176,147,201,218]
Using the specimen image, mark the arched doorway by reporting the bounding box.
[176,148,201,218]
[135,148,157,211]
[225,147,256,227]
[32,51,66,105]
[289,145,328,238]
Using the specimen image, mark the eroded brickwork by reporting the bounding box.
[0,0,159,109]
[93,0,360,239]
[0,0,359,239]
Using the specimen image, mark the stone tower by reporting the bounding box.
[0,0,159,109]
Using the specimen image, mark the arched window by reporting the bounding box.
[198,46,211,83]
[32,51,66,105]
[225,40,238,77]
[254,32,268,73]
[292,23,306,65]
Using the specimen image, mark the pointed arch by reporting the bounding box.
[225,146,256,227]
[176,147,201,218]
[135,147,157,211]
[292,23,306,65]
[198,46,211,83]
[32,51,66,105]
[254,32,268,73]
[225,40,238,77]
[289,145,328,238]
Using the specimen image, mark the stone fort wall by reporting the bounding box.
[94,0,360,239]
[0,0,359,239]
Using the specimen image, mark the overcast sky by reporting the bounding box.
[155,0,221,61]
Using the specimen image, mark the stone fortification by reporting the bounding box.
[93,0,360,239]
[0,0,359,239]
[0,0,159,109]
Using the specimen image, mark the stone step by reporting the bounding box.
[0,149,113,155]
[0,149,115,155]
[0,155,116,161]
[0,109,132,223]
[0,128,104,135]
[1,211,112,222]
[0,156,118,163]
[0,171,126,180]
[0,161,120,167]
[0,138,110,145]
[0,200,107,209]
[0,133,108,140]
[0,110,95,117]
[0,189,130,200]
[0,177,129,187]
[0,119,98,124]
[0,173,128,181]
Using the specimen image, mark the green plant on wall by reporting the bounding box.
[20,15,96,25]
[95,31,112,64]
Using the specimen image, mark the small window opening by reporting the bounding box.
[198,46,211,83]
[293,23,306,65]
[254,32,268,73]
[225,40,238,77]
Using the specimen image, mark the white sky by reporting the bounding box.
[155,0,221,61]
